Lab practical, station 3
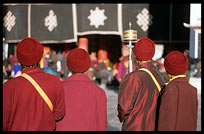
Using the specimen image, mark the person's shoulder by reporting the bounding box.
[3,78,15,86]
[91,83,106,95]
[41,72,61,82]
[124,69,142,80]
[184,81,198,93]
[92,82,103,90]
[3,76,24,89]
[165,81,180,93]
[97,87,107,97]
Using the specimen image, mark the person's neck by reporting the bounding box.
[72,72,85,74]
[138,60,151,66]
[21,64,39,70]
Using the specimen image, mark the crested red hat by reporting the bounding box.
[17,37,43,66]
[67,48,91,73]
[133,38,155,61]
[164,51,188,75]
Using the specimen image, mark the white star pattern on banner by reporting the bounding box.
[44,10,58,32]
[88,7,107,29]
[4,11,16,32]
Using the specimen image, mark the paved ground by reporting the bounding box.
[100,77,201,131]
[99,84,122,131]
[189,77,201,131]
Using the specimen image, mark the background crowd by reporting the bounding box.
[3,45,201,87]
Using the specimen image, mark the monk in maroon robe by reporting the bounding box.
[56,48,107,131]
[3,38,65,131]
[157,51,198,131]
[118,38,165,131]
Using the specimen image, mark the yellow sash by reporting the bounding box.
[167,75,186,85]
[21,73,53,112]
[139,68,161,93]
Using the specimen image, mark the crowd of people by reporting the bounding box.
[3,37,199,131]
[3,44,201,87]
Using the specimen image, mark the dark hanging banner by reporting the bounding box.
[171,4,190,42]
[3,5,28,43]
[148,4,171,43]
[3,4,190,44]
[31,4,76,43]
[77,4,122,36]
[122,4,149,40]
[122,4,189,44]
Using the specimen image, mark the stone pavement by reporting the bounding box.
[99,84,122,131]
[189,77,201,131]
[99,76,201,131]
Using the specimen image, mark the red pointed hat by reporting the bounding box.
[17,37,44,66]
[133,37,155,61]
[164,51,188,75]
[67,48,91,73]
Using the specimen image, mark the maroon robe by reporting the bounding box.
[56,73,107,131]
[118,62,165,131]
[117,61,129,82]
[3,67,65,131]
[158,77,198,131]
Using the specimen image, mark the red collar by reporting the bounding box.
[22,67,42,74]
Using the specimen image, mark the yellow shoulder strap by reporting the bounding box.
[21,73,53,112]
[139,68,161,93]
[167,75,186,85]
